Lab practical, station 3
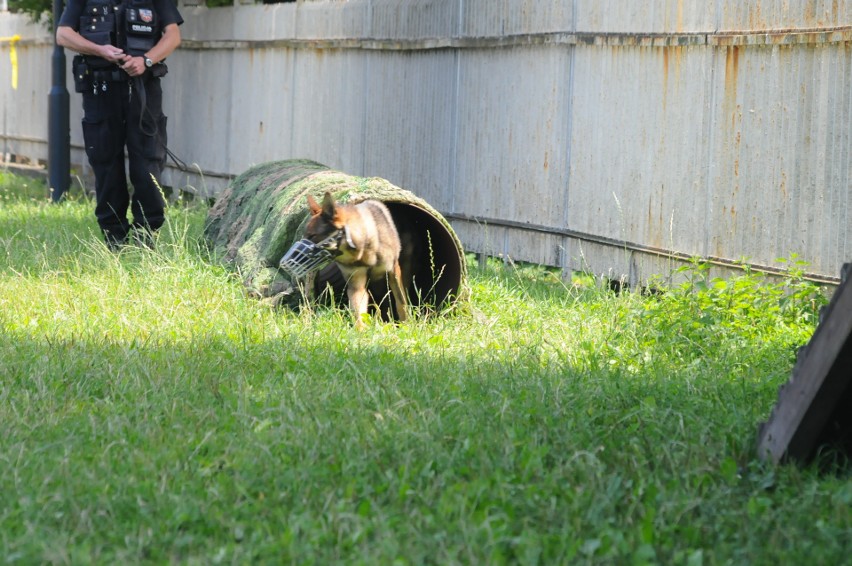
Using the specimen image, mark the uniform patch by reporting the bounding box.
[139,9,153,23]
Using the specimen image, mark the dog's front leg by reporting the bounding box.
[303,271,317,305]
[346,270,370,329]
[389,262,408,322]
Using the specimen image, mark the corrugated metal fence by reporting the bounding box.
[1,0,850,283]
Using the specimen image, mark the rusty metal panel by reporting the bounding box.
[178,4,285,41]
[284,48,368,173]
[459,0,574,37]
[718,0,852,31]
[360,50,458,212]
[233,4,296,39]
[568,45,716,258]
[573,1,852,35]
[706,42,852,276]
[575,0,715,34]
[566,38,851,280]
[368,0,459,40]
[452,45,572,225]
[294,0,367,39]
[168,43,364,184]
[453,221,567,269]
[163,47,237,187]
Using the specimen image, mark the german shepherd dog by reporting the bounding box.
[305,192,408,328]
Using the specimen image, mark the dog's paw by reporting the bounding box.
[353,311,371,330]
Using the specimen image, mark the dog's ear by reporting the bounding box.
[307,194,322,215]
[321,191,337,219]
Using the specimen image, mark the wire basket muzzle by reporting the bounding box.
[279,238,334,279]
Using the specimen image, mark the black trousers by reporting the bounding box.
[81,75,168,245]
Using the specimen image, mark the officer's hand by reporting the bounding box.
[97,44,125,65]
[121,56,145,77]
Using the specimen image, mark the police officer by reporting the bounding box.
[57,0,183,249]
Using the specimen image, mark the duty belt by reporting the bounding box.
[92,69,128,82]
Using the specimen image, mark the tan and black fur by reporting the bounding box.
[305,192,408,328]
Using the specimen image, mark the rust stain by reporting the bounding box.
[733,131,741,176]
[644,196,663,249]
[748,3,763,31]
[724,46,740,131]
[543,151,549,171]
[804,0,817,25]
[663,47,670,102]
[647,198,653,233]
[661,46,683,111]
[725,45,739,98]
[259,121,264,134]
[676,0,684,33]
[768,32,788,45]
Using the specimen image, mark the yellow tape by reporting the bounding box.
[0,35,21,89]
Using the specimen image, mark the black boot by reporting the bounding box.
[131,227,156,250]
[103,230,127,251]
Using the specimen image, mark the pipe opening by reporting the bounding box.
[312,200,465,321]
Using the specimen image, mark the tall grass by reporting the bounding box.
[1,172,848,565]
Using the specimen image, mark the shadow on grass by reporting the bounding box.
[4,320,847,564]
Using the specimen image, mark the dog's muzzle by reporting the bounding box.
[278,234,338,279]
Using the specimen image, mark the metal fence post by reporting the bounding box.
[48,0,70,202]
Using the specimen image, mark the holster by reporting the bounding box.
[72,55,92,93]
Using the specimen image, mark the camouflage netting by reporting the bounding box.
[204,159,468,314]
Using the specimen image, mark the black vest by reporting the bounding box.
[79,0,160,62]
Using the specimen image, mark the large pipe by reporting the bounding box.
[204,159,468,315]
[48,0,70,202]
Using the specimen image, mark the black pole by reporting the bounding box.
[48,0,70,202]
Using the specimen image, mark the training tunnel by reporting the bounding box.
[204,159,467,317]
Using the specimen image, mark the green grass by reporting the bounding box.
[1,172,849,565]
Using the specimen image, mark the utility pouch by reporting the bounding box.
[79,0,117,69]
[79,15,113,45]
[79,2,115,44]
[150,63,168,79]
[72,55,92,93]
[124,6,158,56]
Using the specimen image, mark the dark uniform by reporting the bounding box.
[58,0,183,247]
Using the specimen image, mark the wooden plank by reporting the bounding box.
[757,263,852,464]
